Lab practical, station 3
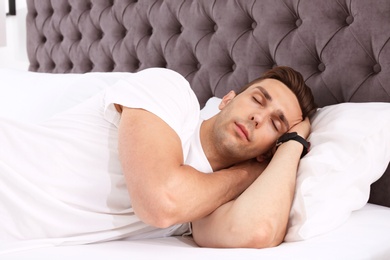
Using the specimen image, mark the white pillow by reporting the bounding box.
[285,102,390,241]
[0,68,132,123]
[200,98,390,241]
[200,97,222,119]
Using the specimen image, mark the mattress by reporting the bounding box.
[2,204,390,260]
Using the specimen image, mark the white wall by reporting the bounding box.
[0,0,6,46]
[0,0,28,70]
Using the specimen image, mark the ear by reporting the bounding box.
[218,90,236,110]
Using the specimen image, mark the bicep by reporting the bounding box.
[117,107,184,220]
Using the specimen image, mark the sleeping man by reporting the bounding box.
[0,66,317,251]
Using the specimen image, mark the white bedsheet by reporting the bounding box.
[2,204,390,260]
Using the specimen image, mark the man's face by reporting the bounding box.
[212,78,303,161]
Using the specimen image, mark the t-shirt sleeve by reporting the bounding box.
[103,68,200,137]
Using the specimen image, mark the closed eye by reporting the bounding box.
[253,96,263,106]
[271,119,278,131]
[271,117,284,133]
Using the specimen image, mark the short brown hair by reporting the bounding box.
[237,66,318,118]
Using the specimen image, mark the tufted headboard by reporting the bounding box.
[26,0,390,207]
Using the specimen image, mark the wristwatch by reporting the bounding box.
[276,132,310,158]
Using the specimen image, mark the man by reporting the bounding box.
[0,66,316,251]
[116,66,317,248]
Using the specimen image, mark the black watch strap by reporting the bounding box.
[276,132,310,158]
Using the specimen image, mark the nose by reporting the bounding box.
[250,112,267,128]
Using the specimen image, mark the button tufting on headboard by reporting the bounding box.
[345,15,354,25]
[373,64,381,74]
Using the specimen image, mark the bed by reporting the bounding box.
[1,0,390,259]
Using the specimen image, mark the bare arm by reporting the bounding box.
[118,107,262,228]
[192,118,311,248]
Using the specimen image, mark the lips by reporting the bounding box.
[235,122,249,141]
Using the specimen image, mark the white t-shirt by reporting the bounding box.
[0,68,212,254]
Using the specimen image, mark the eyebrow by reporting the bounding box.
[255,86,290,130]
[256,86,272,101]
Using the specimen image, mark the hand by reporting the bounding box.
[289,117,311,139]
[263,117,311,160]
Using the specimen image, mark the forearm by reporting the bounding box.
[192,141,302,248]
[169,164,262,225]
[130,162,262,228]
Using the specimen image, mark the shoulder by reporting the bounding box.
[134,68,194,97]
[104,68,200,129]
[108,68,196,102]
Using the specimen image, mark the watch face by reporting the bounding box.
[277,132,297,147]
[279,132,298,142]
[276,132,310,158]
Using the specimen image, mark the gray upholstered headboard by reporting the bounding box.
[26,0,390,207]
